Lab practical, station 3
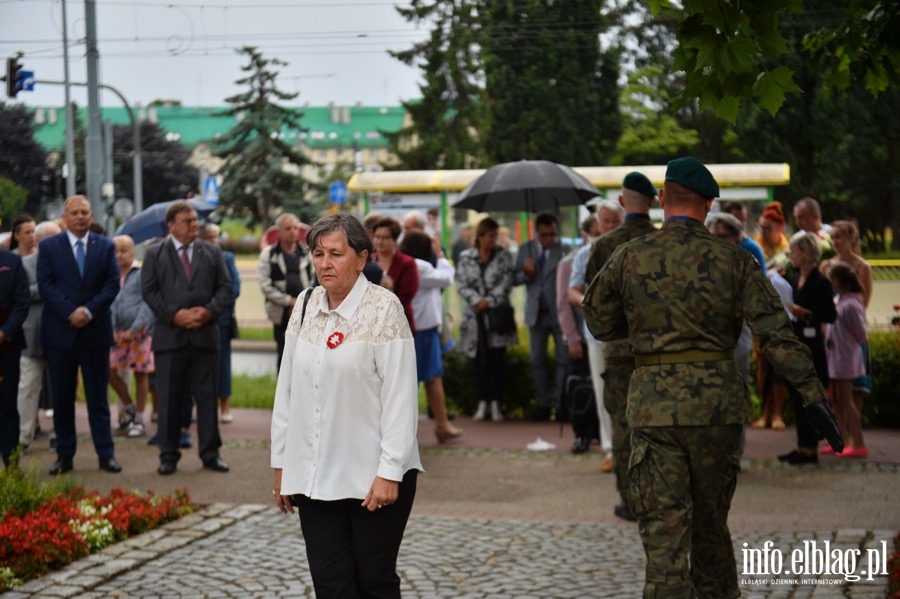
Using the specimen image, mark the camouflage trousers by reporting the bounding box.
[628,425,742,599]
[602,358,633,504]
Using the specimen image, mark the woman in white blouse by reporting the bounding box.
[399,230,463,443]
[271,213,422,598]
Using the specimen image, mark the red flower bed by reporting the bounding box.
[0,486,192,592]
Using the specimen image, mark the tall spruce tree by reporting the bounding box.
[386,0,484,170]
[480,0,620,166]
[212,46,312,226]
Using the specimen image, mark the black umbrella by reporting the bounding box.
[452,160,602,213]
[114,199,218,244]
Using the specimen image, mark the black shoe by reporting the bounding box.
[778,449,818,464]
[49,458,73,475]
[203,457,230,472]
[571,437,591,454]
[530,406,552,422]
[99,457,122,473]
[785,451,818,465]
[158,461,177,475]
[614,501,637,522]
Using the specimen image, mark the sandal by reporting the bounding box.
[771,419,786,430]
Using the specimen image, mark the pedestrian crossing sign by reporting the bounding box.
[204,177,220,205]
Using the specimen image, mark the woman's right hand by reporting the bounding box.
[475,299,490,314]
[788,303,810,321]
[273,468,294,514]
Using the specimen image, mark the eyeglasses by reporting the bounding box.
[759,226,773,234]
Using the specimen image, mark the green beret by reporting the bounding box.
[665,157,719,198]
[623,171,657,197]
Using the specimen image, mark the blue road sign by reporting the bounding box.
[328,181,348,204]
[204,177,220,205]
[19,70,34,91]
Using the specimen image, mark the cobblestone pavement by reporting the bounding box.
[3,502,893,598]
[6,404,898,598]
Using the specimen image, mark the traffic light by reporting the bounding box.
[5,56,23,98]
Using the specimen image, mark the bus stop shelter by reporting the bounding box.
[347,163,791,243]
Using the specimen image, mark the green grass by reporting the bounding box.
[229,373,429,412]
[237,327,275,341]
[219,217,259,239]
[230,374,278,409]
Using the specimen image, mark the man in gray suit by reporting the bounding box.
[141,201,232,475]
[514,213,571,420]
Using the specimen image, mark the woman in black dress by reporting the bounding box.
[778,232,836,465]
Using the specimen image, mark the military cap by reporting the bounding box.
[665,157,720,198]
[623,172,657,197]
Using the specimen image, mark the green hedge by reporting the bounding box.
[443,344,536,419]
[867,330,900,427]
[441,329,900,428]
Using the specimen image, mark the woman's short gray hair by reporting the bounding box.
[790,232,822,264]
[307,213,374,259]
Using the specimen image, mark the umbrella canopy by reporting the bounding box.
[452,160,602,213]
[258,222,311,250]
[114,199,218,245]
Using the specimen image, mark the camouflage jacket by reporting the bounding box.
[583,217,825,428]
[584,214,657,362]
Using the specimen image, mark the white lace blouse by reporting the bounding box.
[270,273,422,500]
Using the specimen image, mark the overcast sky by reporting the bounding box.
[1,0,428,109]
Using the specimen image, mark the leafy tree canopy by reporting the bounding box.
[0,102,51,216]
[649,0,900,123]
[0,177,28,228]
[611,66,699,166]
[112,121,198,208]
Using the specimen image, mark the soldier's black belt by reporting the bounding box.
[634,350,734,367]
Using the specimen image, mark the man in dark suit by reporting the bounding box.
[0,247,30,467]
[141,200,232,475]
[37,195,122,474]
[514,212,571,421]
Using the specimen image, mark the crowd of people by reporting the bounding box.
[0,170,871,596]
[0,197,238,475]
[0,187,872,476]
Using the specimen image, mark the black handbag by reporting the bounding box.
[559,351,597,425]
[486,304,517,333]
[479,254,516,334]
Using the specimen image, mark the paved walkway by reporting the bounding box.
[5,403,899,598]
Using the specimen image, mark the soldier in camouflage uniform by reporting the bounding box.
[582,172,658,522]
[583,157,843,599]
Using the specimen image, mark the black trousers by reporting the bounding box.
[0,348,21,466]
[788,385,821,450]
[296,470,418,599]
[474,347,506,402]
[154,346,221,464]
